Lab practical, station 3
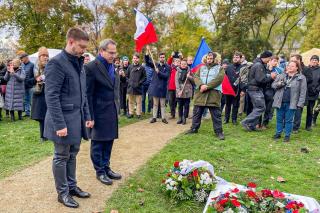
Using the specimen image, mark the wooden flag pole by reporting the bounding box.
[147,48,159,72]
[178,70,191,98]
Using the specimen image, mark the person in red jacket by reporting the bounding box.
[167,52,182,119]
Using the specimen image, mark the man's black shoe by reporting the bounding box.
[284,136,290,143]
[273,134,281,140]
[241,122,252,131]
[232,120,237,125]
[306,127,312,131]
[176,118,182,124]
[107,170,122,180]
[58,195,79,208]
[137,115,142,119]
[185,129,198,134]
[182,117,186,125]
[150,118,157,123]
[216,132,225,140]
[162,119,168,124]
[69,187,91,198]
[97,174,113,185]
[127,114,133,119]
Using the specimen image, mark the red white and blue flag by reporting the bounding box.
[134,9,158,52]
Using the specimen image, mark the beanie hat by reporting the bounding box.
[310,55,319,61]
[122,56,129,61]
[38,47,49,57]
[260,50,273,59]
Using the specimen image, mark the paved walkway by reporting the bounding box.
[0,118,189,213]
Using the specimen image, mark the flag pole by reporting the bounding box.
[147,47,158,72]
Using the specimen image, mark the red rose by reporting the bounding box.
[224,192,230,198]
[293,210,299,213]
[231,199,241,207]
[173,161,180,168]
[247,182,257,188]
[246,190,257,198]
[218,198,229,206]
[272,190,285,199]
[192,169,199,177]
[286,203,295,209]
[298,202,304,208]
[261,189,272,197]
[231,188,240,193]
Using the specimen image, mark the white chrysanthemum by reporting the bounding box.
[169,180,177,186]
[178,175,183,181]
[165,178,172,184]
[276,201,285,208]
[223,208,235,213]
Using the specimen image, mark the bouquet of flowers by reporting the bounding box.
[206,182,307,213]
[162,160,217,202]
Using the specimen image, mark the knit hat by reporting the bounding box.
[38,47,49,57]
[18,51,28,59]
[310,55,319,61]
[222,59,229,65]
[122,56,129,61]
[260,51,273,59]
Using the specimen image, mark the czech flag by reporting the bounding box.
[134,9,158,52]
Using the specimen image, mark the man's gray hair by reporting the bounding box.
[99,39,117,50]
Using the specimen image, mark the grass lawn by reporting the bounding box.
[0,113,150,180]
[105,115,320,213]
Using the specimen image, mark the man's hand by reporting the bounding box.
[200,85,208,93]
[240,91,245,97]
[146,45,150,50]
[36,76,42,82]
[271,72,277,79]
[86,120,94,128]
[56,128,68,137]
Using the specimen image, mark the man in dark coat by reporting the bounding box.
[126,53,146,119]
[304,55,320,131]
[85,39,122,186]
[20,52,34,117]
[241,51,276,131]
[145,46,170,124]
[119,56,129,116]
[44,27,93,208]
[224,52,243,124]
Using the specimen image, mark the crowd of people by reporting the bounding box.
[0,27,319,208]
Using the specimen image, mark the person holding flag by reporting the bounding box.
[186,52,225,140]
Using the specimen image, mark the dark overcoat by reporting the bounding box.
[44,50,91,145]
[85,59,120,141]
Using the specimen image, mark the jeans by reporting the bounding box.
[52,143,80,196]
[241,90,265,129]
[142,85,152,113]
[191,105,223,134]
[24,88,33,116]
[276,103,296,137]
[90,140,114,176]
[177,98,191,119]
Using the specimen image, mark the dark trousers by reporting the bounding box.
[39,120,45,138]
[10,110,22,121]
[224,94,240,122]
[306,100,316,129]
[221,95,226,111]
[53,143,80,197]
[120,85,127,114]
[191,105,223,134]
[142,85,152,113]
[90,140,114,176]
[177,98,190,118]
[260,91,274,126]
[242,90,265,129]
[293,107,303,131]
[168,90,177,117]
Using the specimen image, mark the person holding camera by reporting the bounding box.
[4,58,25,121]
[272,61,307,142]
[31,47,49,142]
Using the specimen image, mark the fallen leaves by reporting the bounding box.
[277,176,286,183]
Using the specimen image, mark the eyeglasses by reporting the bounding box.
[106,51,117,55]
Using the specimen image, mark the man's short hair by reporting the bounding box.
[66,27,89,41]
[133,53,140,58]
[234,51,243,58]
[271,55,279,61]
[159,52,165,57]
[207,51,217,59]
[99,39,117,51]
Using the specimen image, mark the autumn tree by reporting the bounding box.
[0,0,93,53]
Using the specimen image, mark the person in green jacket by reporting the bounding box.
[186,52,225,140]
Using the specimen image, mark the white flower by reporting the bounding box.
[165,178,172,184]
[178,175,183,181]
[276,201,285,208]
[223,208,235,213]
[169,180,177,186]
[166,185,173,191]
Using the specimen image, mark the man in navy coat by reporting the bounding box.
[44,27,94,208]
[85,39,121,185]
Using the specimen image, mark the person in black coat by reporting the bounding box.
[224,52,243,124]
[241,51,277,131]
[44,27,93,208]
[31,47,49,142]
[304,55,320,131]
[145,47,170,124]
[0,61,7,120]
[85,39,122,186]
[119,56,130,116]
[126,53,146,118]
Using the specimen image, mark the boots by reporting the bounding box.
[177,117,183,124]
[18,111,23,120]
[182,117,186,125]
[10,111,15,122]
